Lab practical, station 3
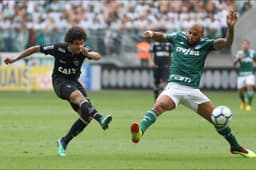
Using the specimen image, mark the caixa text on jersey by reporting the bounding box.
[58,66,76,75]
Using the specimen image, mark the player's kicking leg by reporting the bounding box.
[198,101,256,158]
[216,126,256,158]
[80,100,112,130]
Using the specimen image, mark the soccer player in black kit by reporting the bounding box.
[149,30,173,100]
[4,26,112,157]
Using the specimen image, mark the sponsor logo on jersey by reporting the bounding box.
[170,74,192,83]
[58,48,65,53]
[194,45,201,50]
[156,51,170,57]
[241,57,253,63]
[58,66,76,75]
[176,47,199,56]
[43,45,54,50]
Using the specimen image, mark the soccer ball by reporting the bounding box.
[211,106,232,127]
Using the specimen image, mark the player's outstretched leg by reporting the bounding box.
[80,101,112,130]
[130,109,157,143]
[57,118,89,157]
[216,126,256,158]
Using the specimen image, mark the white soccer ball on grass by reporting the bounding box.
[211,106,232,127]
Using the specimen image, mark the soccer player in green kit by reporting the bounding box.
[233,40,256,111]
[130,10,256,158]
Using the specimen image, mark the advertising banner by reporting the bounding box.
[30,66,52,91]
[0,66,28,90]
[0,66,52,91]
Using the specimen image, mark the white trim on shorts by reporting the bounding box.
[159,82,210,112]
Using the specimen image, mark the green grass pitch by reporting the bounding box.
[0,90,255,169]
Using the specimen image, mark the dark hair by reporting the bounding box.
[64,26,87,43]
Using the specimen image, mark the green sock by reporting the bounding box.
[247,90,254,105]
[239,93,245,103]
[140,109,158,133]
[216,126,241,149]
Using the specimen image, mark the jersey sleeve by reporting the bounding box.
[166,32,178,43]
[85,46,93,60]
[235,50,242,59]
[206,39,215,51]
[40,44,57,56]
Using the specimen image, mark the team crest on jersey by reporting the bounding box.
[194,45,201,50]
[58,48,65,53]
[73,60,79,66]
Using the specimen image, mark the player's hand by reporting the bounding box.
[239,55,245,60]
[226,9,237,28]
[144,31,154,39]
[4,57,16,64]
[149,61,157,68]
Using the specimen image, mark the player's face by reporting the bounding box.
[242,41,249,51]
[69,40,85,54]
[188,27,203,45]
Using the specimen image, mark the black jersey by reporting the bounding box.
[40,43,91,80]
[150,41,172,67]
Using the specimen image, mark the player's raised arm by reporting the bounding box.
[144,31,167,42]
[4,45,40,64]
[81,47,101,61]
[214,9,237,50]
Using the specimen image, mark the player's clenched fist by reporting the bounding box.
[144,30,154,39]
[4,57,16,64]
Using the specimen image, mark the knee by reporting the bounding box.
[77,110,92,123]
[153,101,168,114]
[70,91,86,104]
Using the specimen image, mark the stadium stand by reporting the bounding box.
[0,0,255,66]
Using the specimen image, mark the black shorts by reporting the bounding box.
[52,78,89,112]
[153,67,169,84]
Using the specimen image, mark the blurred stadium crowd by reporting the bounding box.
[0,0,255,55]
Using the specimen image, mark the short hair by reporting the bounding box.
[64,26,87,43]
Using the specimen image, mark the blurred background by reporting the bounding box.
[0,0,256,91]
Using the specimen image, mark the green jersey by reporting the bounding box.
[166,31,215,88]
[235,49,256,76]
